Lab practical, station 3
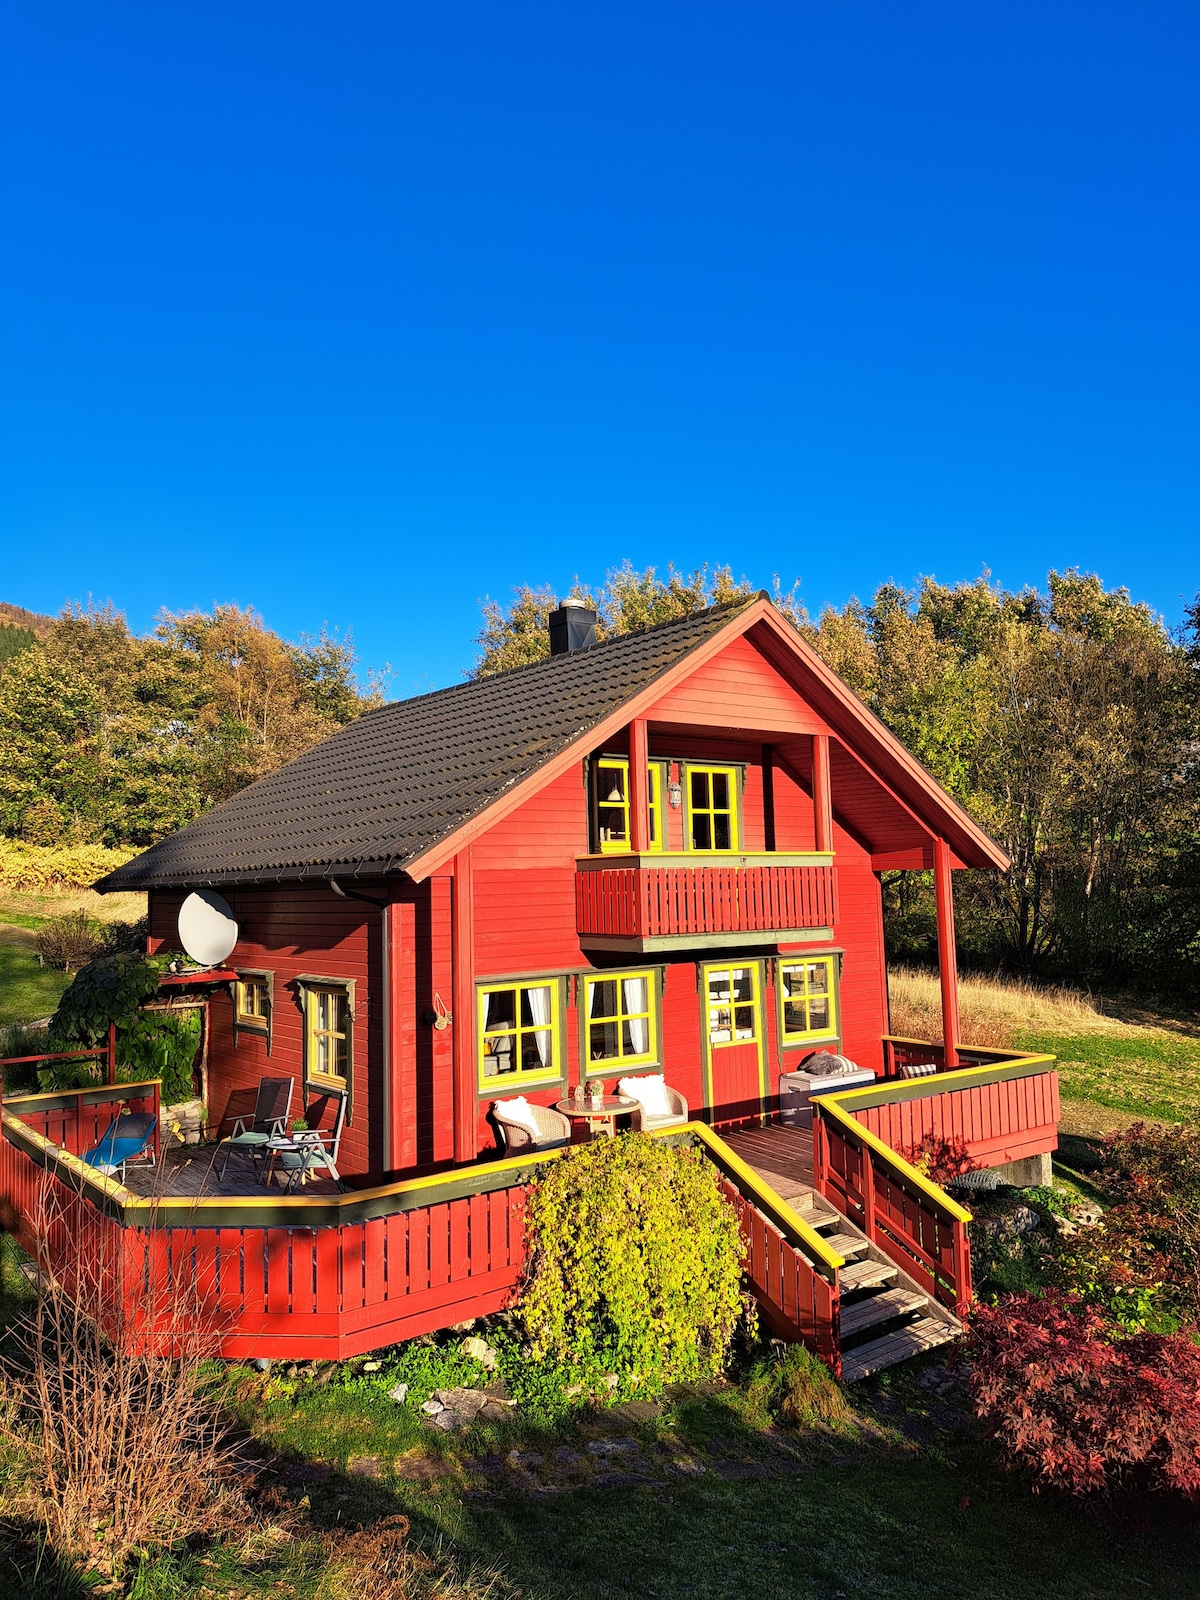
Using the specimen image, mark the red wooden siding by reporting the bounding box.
[646,634,832,739]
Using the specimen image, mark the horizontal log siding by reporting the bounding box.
[853,1072,1061,1167]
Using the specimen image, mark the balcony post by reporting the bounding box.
[629,718,649,853]
[812,734,833,853]
[933,836,960,1069]
[452,846,477,1163]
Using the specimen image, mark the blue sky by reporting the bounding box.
[1,2,1196,694]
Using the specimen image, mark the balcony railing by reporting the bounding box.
[576,855,836,948]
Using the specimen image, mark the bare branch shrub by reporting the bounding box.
[0,1177,241,1580]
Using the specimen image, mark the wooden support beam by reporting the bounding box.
[812,734,833,854]
[628,718,649,853]
[107,1021,117,1087]
[933,836,960,1069]
[761,744,776,852]
[452,847,477,1164]
[385,900,405,1173]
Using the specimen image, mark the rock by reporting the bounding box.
[395,1452,446,1481]
[507,1449,543,1469]
[1073,1201,1103,1226]
[434,1387,489,1420]
[387,1382,409,1404]
[253,1357,273,1373]
[433,1409,466,1431]
[347,1455,381,1477]
[421,1399,445,1416]
[476,1401,513,1424]
[460,1335,498,1370]
[586,1437,639,1457]
[450,1319,477,1333]
[363,1360,382,1372]
[554,1446,584,1467]
[610,1400,662,1423]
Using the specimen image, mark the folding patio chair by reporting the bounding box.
[82,1112,158,1184]
[276,1092,347,1193]
[216,1077,294,1179]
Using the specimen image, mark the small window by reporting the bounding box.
[305,985,350,1085]
[585,971,657,1069]
[705,964,760,1047]
[594,757,664,853]
[478,981,560,1088]
[687,766,739,852]
[236,975,270,1028]
[779,956,839,1045]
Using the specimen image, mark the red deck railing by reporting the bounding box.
[812,1096,972,1315]
[576,862,836,941]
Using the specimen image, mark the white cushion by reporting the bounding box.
[495,1096,542,1139]
[618,1074,673,1118]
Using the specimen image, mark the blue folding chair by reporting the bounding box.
[82,1112,158,1183]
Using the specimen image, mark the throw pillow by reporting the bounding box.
[618,1074,673,1117]
[496,1096,542,1139]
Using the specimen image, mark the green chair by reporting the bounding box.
[217,1077,293,1180]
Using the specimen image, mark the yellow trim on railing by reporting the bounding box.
[813,1094,973,1225]
[660,1121,845,1277]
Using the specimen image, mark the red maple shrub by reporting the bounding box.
[900,1131,975,1182]
[969,1290,1200,1498]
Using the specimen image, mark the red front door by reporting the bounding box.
[702,961,766,1129]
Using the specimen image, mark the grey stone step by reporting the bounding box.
[838,1258,899,1293]
[840,1288,928,1337]
[840,1317,959,1384]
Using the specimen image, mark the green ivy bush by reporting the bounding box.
[43,950,200,1102]
[519,1133,746,1397]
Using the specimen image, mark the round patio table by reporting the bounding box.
[554,1095,637,1141]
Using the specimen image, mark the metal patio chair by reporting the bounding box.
[216,1077,294,1179]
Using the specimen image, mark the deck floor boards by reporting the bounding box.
[122,1143,341,1200]
[721,1124,814,1200]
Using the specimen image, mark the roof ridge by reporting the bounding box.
[356,591,760,720]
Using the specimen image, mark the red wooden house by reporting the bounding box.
[0,594,1059,1379]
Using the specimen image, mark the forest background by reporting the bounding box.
[1,561,1198,995]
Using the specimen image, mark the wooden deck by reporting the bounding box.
[122,1141,341,1199]
[721,1123,814,1202]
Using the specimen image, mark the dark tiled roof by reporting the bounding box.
[97,602,748,891]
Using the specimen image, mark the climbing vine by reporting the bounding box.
[44,951,200,1102]
[519,1134,746,1396]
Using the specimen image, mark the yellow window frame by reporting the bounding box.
[477,979,561,1090]
[685,764,740,853]
[236,976,269,1028]
[583,969,658,1072]
[594,757,664,853]
[305,984,351,1086]
[778,955,839,1045]
[703,961,761,1048]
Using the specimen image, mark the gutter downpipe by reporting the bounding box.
[329,879,392,1173]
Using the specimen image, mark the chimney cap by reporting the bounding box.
[558,596,593,609]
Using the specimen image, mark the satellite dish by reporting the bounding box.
[177,891,238,968]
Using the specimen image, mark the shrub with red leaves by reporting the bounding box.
[900,1131,975,1182]
[969,1290,1200,1498]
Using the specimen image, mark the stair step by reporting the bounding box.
[840,1288,927,1337]
[820,1232,870,1260]
[838,1258,899,1292]
[840,1316,960,1384]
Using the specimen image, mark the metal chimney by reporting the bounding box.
[548,599,598,656]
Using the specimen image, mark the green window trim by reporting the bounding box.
[684,764,742,853]
[232,968,273,1054]
[778,954,840,1048]
[478,978,563,1092]
[296,975,355,1123]
[581,969,660,1074]
[593,755,665,854]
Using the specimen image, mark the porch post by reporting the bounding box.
[452,846,477,1164]
[107,1020,116,1087]
[384,899,404,1173]
[933,836,960,1069]
[812,734,833,854]
[628,718,649,853]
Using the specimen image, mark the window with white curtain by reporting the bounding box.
[477,981,559,1087]
[585,971,657,1068]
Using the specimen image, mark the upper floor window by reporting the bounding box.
[593,757,663,853]
[584,971,657,1070]
[778,956,838,1045]
[687,766,739,852]
[478,980,560,1088]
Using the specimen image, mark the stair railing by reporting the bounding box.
[811,1096,972,1316]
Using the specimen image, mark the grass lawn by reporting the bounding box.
[0,929,69,1026]
[1017,1028,1200,1126]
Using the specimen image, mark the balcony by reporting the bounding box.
[575,853,836,952]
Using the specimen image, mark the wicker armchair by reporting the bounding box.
[492,1100,571,1154]
[620,1079,689,1133]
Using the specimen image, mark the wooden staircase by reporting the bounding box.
[791,1184,960,1382]
[722,1125,961,1383]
